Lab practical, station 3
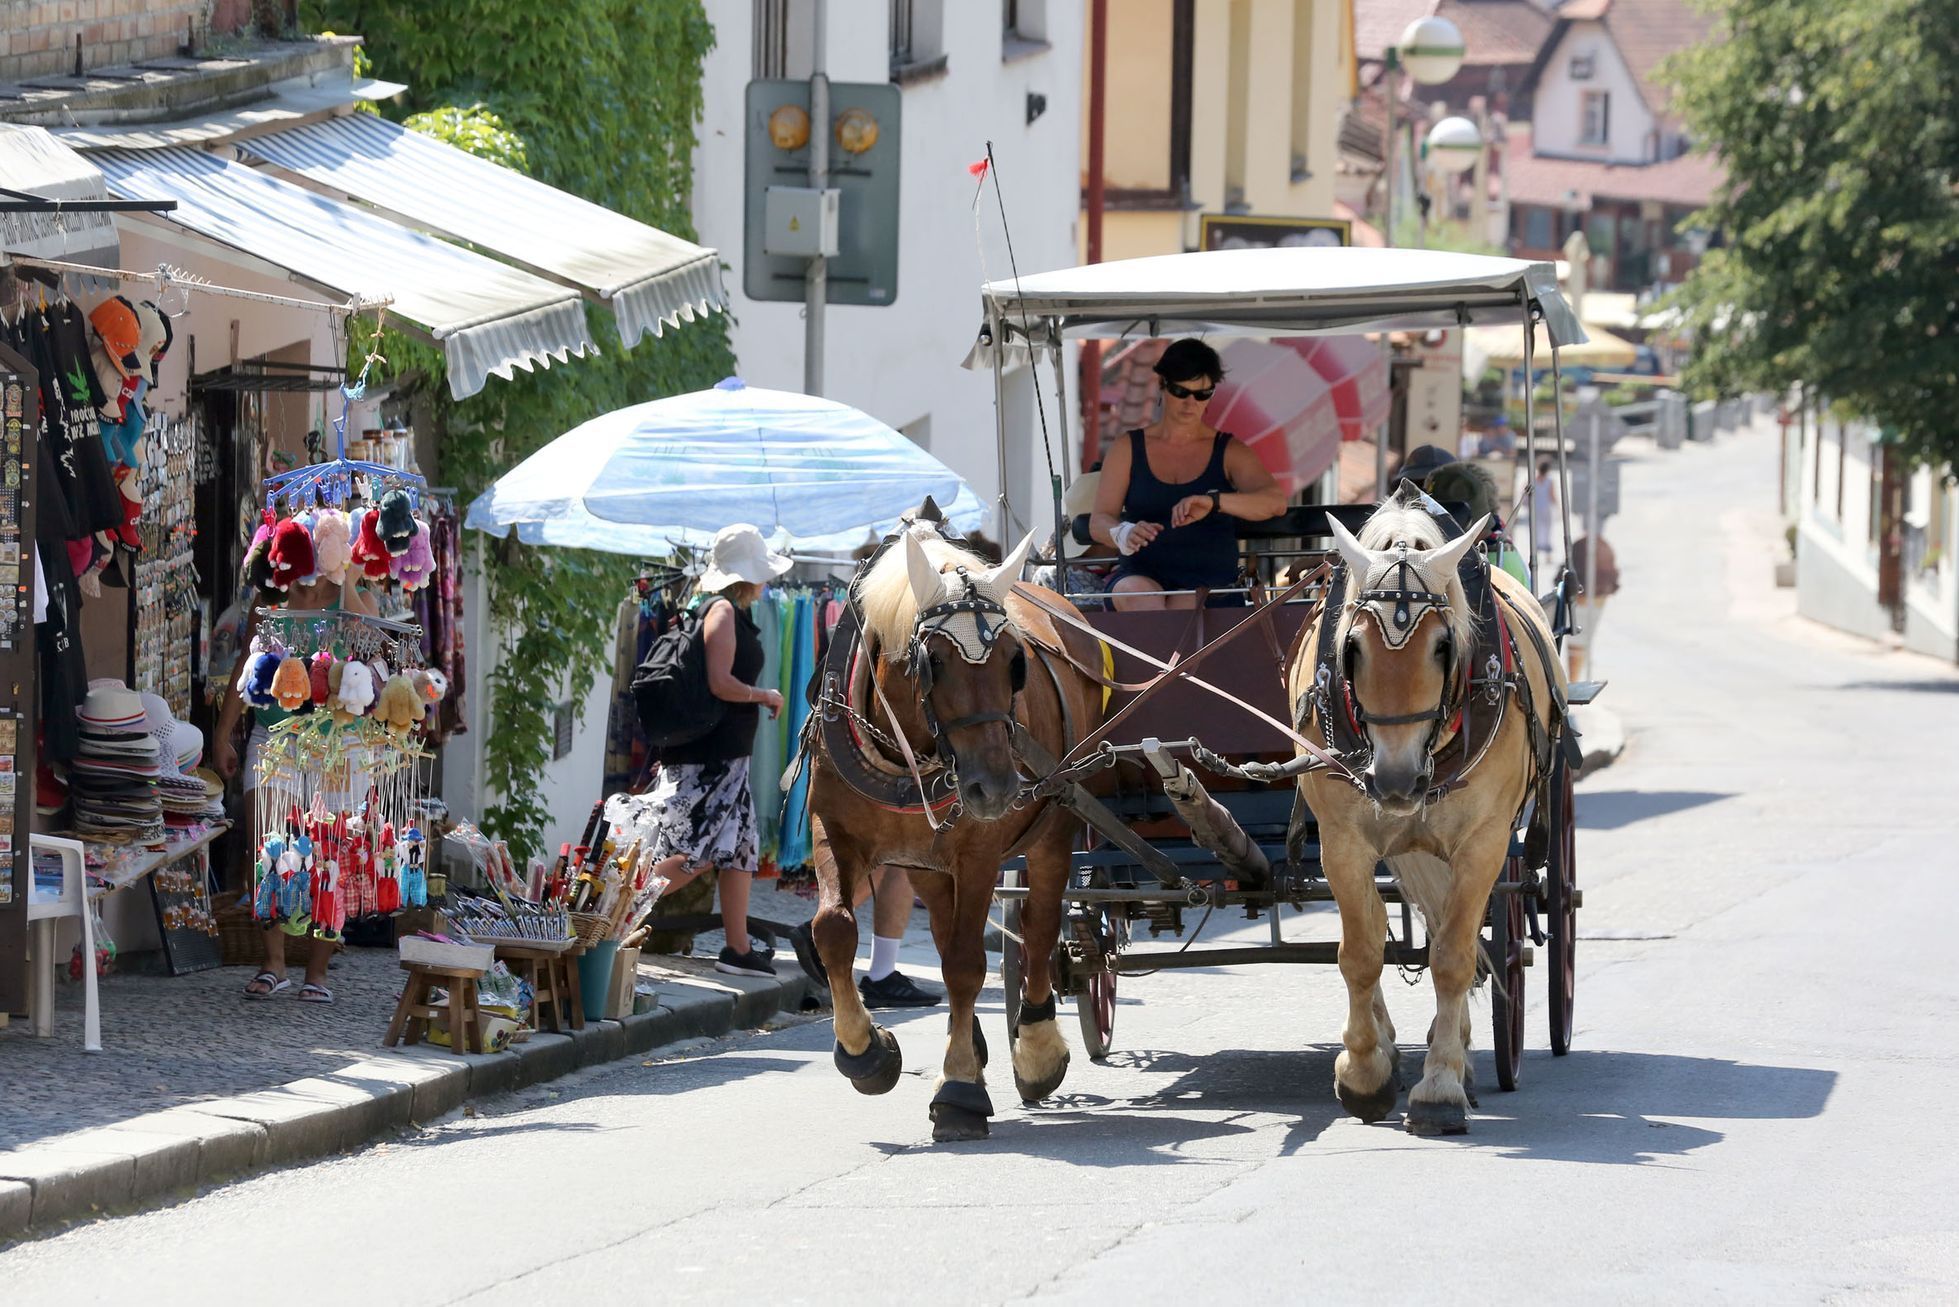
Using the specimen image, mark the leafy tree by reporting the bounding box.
[1665,0,1959,469]
[305,2,735,857]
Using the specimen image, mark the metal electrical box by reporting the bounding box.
[744,79,902,306]
[763,186,840,258]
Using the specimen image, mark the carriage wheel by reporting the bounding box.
[1546,757,1578,1056]
[1076,908,1125,1061]
[1487,859,1527,1092]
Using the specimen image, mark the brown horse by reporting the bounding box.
[805,523,1107,1141]
[1290,490,1566,1135]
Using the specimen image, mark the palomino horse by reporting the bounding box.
[1290,487,1566,1135]
[804,522,1106,1141]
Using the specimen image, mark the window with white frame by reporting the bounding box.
[891,0,946,78]
[1580,90,1611,146]
[1003,0,1048,51]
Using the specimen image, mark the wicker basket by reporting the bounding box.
[569,911,614,945]
[215,894,265,968]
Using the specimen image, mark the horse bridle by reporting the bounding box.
[908,575,1027,756]
[1329,544,1468,765]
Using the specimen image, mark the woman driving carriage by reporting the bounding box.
[1088,339,1288,610]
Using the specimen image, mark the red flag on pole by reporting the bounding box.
[967,158,990,178]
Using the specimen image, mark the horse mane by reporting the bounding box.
[1337,488,1480,653]
[856,524,994,659]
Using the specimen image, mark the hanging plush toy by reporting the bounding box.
[241,511,279,599]
[377,489,417,556]
[334,659,376,718]
[135,299,172,385]
[311,508,352,585]
[390,522,435,590]
[351,508,392,581]
[375,673,425,733]
[399,828,428,908]
[98,377,147,469]
[271,655,311,712]
[87,296,144,423]
[412,668,450,704]
[267,519,316,591]
[309,651,334,706]
[242,650,283,710]
[253,836,286,921]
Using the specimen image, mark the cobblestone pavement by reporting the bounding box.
[0,877,858,1152]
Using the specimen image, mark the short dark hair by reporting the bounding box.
[1537,456,1553,475]
[1153,338,1224,386]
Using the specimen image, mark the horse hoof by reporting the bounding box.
[1404,1097,1470,1136]
[834,1026,903,1096]
[1014,1047,1071,1105]
[929,1079,995,1142]
[1335,1072,1400,1124]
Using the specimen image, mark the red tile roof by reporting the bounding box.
[1434,0,1554,67]
[1358,0,1553,67]
[1504,123,1722,209]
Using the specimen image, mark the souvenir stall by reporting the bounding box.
[467,379,985,954]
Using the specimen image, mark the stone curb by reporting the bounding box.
[0,966,807,1243]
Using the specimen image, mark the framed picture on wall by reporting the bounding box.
[1198,214,1351,251]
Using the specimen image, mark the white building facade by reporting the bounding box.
[692,0,1087,540]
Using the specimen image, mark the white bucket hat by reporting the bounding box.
[699,523,793,592]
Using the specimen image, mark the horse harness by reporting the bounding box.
[1307,544,1569,802]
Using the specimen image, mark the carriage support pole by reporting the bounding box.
[991,312,1012,543]
[1140,738,1271,889]
[1047,318,1071,573]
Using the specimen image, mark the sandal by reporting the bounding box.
[298,982,333,1004]
[244,970,290,999]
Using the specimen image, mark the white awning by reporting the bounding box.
[90,147,596,400]
[978,247,1586,352]
[0,124,120,266]
[237,113,726,348]
[50,73,407,151]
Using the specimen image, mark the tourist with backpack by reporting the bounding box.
[636,524,789,977]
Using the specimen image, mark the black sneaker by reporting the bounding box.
[716,946,776,978]
[788,921,826,985]
[859,969,942,1008]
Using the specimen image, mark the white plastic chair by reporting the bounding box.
[25,834,100,1052]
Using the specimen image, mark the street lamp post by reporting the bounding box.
[1377,17,1465,495]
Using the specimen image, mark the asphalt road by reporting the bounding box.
[5,421,1956,1305]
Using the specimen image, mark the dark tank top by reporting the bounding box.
[1117,429,1240,590]
[659,596,765,766]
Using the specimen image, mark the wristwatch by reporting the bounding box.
[1208,489,1222,514]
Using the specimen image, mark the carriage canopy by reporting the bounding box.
[977,247,1586,351]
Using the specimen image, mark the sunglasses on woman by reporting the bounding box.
[1162,380,1216,401]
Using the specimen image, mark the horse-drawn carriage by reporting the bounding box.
[800,247,1601,1140]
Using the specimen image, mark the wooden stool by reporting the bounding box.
[495,943,583,1034]
[383,962,486,1055]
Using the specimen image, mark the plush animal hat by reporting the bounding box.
[351,509,392,580]
[311,509,353,585]
[377,490,417,556]
[390,522,435,590]
[266,519,315,591]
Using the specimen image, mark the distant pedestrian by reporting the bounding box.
[1530,457,1558,583]
[1566,534,1619,681]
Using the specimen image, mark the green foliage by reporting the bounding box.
[1664,0,1959,472]
[304,1,735,859]
[402,104,528,172]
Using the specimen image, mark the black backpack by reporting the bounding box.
[630,598,727,750]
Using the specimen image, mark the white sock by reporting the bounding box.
[868,935,902,982]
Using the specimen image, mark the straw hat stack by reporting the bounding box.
[68,682,164,844]
[141,692,223,828]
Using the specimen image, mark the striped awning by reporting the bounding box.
[238,114,726,348]
[89,147,596,400]
[0,124,120,266]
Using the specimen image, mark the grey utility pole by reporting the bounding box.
[804,0,829,396]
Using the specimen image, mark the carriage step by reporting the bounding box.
[1566,679,1606,706]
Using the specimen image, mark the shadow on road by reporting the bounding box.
[938,1045,1836,1168]
[1576,790,1733,830]
[1831,678,1959,695]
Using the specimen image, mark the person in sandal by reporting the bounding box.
[640,525,789,979]
[789,866,942,1008]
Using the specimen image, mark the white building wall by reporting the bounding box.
[692,0,1086,539]
[1795,411,1893,645]
[1529,21,1656,163]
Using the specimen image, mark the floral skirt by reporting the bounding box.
[643,758,759,874]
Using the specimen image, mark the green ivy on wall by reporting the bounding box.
[305,2,736,860]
